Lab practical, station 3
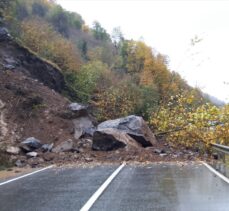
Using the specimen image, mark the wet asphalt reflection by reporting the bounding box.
[0,163,229,211]
[92,163,229,211]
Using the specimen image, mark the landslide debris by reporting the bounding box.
[0,27,205,170]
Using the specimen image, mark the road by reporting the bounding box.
[0,163,229,211]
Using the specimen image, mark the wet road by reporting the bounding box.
[0,163,229,211]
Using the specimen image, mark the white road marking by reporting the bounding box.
[80,162,126,211]
[0,165,54,186]
[202,161,229,184]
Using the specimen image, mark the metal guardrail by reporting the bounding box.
[211,143,229,178]
[211,143,229,154]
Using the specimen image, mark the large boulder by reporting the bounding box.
[92,128,140,151]
[61,103,96,138]
[73,116,95,139]
[97,115,156,147]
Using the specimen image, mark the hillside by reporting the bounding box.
[0,0,228,168]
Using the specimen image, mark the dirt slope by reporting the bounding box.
[0,29,76,150]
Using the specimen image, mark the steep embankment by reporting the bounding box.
[0,28,75,160]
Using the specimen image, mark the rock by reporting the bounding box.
[84,127,96,137]
[26,152,38,158]
[27,157,44,167]
[84,157,93,162]
[76,138,92,149]
[41,143,54,152]
[52,139,73,153]
[0,27,10,41]
[15,160,25,168]
[161,149,166,153]
[97,115,156,147]
[92,128,140,151]
[212,152,219,160]
[20,137,42,152]
[73,116,95,139]
[69,103,88,112]
[4,58,18,65]
[60,103,89,119]
[6,146,21,155]
[154,149,162,154]
[3,64,15,70]
[3,57,19,70]
[159,153,167,157]
[42,153,55,161]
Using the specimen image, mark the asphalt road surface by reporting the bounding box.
[0,163,229,211]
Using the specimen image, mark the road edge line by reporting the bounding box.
[201,161,229,184]
[0,165,54,186]
[80,162,126,211]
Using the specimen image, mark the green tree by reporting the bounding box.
[92,21,110,41]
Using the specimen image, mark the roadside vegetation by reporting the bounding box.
[1,0,229,150]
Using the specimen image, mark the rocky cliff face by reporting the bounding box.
[0,27,67,93]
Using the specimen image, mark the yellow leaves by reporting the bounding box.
[93,82,141,121]
[20,18,82,73]
[150,93,229,149]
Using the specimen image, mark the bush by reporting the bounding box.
[66,61,109,102]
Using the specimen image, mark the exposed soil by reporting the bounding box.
[0,70,74,145]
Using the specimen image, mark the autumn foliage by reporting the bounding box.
[150,93,229,149]
[3,0,229,151]
[20,18,82,73]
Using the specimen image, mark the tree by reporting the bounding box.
[20,18,82,73]
[111,26,124,47]
[32,2,48,17]
[48,5,70,36]
[92,21,110,41]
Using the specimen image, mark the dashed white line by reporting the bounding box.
[202,161,229,184]
[0,165,54,186]
[80,162,126,211]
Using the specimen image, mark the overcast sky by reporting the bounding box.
[57,0,229,103]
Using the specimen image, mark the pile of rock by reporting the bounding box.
[5,102,158,167]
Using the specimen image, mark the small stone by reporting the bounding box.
[52,139,73,153]
[154,149,162,154]
[27,157,44,167]
[0,27,10,41]
[85,157,93,162]
[161,149,166,153]
[69,103,88,112]
[15,160,25,168]
[212,153,218,160]
[159,153,167,157]
[41,143,54,152]
[6,146,21,155]
[43,153,55,161]
[3,64,15,70]
[26,152,38,158]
